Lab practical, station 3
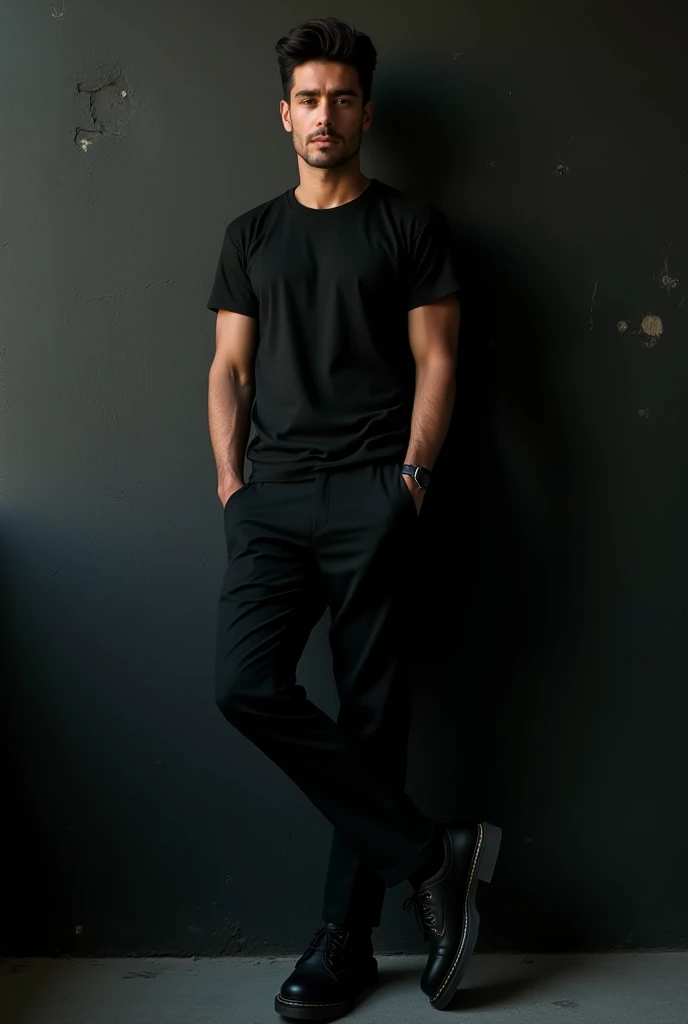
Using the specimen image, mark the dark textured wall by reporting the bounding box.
[2,0,687,956]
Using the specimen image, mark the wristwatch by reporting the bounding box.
[401,464,432,490]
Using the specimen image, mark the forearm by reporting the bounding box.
[208,362,254,493]
[404,355,457,471]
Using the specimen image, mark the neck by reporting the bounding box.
[294,160,370,210]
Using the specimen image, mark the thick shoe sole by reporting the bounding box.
[429,821,502,1012]
[275,982,378,1021]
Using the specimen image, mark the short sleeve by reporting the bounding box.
[206,227,259,317]
[406,213,460,311]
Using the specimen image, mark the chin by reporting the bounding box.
[305,149,352,169]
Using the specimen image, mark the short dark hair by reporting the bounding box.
[275,18,378,104]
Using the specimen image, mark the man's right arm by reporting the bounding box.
[208,309,257,508]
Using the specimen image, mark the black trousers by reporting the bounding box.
[215,460,437,930]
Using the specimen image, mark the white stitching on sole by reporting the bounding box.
[276,996,347,1008]
[430,822,484,1003]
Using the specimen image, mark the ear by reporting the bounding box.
[280,99,293,133]
[362,100,373,132]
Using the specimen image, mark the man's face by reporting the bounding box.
[280,61,372,170]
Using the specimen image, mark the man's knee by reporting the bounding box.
[215,664,266,726]
[216,667,250,724]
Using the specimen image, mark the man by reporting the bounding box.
[207,17,501,1019]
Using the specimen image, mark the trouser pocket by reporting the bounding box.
[394,465,419,516]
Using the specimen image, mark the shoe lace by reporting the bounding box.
[403,888,439,938]
[299,926,347,967]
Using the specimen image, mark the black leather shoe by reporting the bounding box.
[404,822,502,1011]
[274,923,378,1020]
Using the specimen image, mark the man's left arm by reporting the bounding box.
[403,294,461,511]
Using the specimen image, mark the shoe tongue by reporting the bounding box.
[299,925,346,966]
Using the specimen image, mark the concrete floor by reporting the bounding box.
[1,953,686,1023]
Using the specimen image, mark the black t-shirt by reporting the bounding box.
[207,178,459,482]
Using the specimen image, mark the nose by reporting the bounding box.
[316,105,335,128]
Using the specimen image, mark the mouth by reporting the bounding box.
[311,136,339,145]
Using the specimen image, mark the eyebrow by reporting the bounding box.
[294,88,358,98]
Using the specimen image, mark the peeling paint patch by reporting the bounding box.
[638,408,650,418]
[75,75,131,150]
[658,240,680,296]
[617,320,629,333]
[217,918,245,955]
[640,314,663,348]
[661,273,679,294]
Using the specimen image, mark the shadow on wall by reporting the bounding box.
[370,60,591,951]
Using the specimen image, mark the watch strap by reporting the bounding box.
[401,464,432,489]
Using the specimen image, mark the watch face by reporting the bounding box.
[415,467,432,489]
